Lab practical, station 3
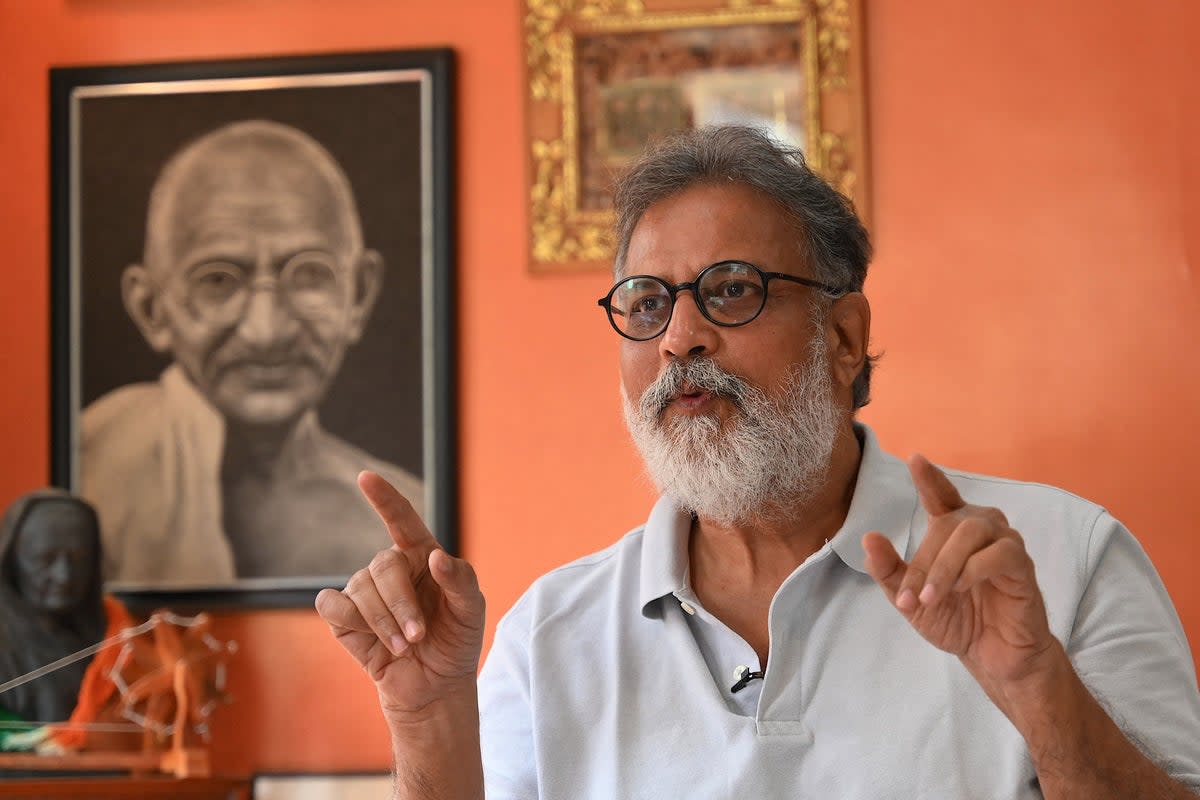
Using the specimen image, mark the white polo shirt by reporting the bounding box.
[478,426,1200,798]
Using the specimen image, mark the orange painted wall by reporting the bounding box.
[0,0,1196,776]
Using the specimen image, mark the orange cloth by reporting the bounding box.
[51,594,132,750]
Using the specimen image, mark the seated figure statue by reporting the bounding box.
[0,490,107,728]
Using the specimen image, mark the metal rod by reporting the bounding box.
[0,617,160,696]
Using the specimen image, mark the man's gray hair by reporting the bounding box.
[612,125,876,409]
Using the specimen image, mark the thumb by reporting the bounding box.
[429,549,485,626]
[862,531,906,602]
[908,453,966,516]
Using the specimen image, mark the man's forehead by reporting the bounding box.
[169,146,344,212]
[172,218,344,259]
[150,146,359,267]
[175,185,345,231]
[623,182,804,276]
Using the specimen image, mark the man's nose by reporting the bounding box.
[658,291,718,360]
[237,281,300,346]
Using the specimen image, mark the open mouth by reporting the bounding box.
[669,384,716,412]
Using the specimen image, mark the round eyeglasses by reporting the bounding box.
[596,260,844,341]
[179,251,349,325]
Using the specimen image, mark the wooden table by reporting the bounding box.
[0,774,250,798]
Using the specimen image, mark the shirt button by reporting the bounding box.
[679,600,696,615]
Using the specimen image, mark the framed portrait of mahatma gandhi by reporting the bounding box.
[48,50,456,608]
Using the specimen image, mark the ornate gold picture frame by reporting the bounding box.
[524,0,868,273]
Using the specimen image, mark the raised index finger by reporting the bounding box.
[358,470,438,552]
[908,453,966,517]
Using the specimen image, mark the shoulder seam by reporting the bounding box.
[498,527,645,623]
[941,468,1108,513]
[538,529,643,576]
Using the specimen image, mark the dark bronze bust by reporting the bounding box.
[0,490,105,724]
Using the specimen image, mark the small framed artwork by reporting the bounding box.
[523,0,869,272]
[49,49,456,608]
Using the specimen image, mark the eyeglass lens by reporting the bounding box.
[608,262,768,340]
[183,252,345,323]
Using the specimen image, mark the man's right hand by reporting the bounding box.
[315,471,485,715]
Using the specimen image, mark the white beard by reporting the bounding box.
[622,336,842,526]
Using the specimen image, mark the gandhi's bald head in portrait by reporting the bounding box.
[121,120,384,430]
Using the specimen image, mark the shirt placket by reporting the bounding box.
[754,544,836,740]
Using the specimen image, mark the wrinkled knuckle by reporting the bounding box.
[957,516,988,539]
[343,568,373,595]
[982,507,1009,529]
[368,548,403,576]
[997,536,1026,559]
[968,517,993,541]
[369,608,401,633]
[385,596,415,619]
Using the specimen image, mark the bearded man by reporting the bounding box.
[316,126,1200,798]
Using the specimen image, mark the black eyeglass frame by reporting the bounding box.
[596,260,846,341]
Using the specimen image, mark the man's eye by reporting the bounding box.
[630,295,665,314]
[199,272,235,288]
[287,261,337,292]
[713,280,757,299]
[188,266,240,287]
[189,264,243,296]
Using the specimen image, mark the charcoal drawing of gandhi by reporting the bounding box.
[80,120,425,586]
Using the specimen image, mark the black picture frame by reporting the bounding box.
[49,49,457,610]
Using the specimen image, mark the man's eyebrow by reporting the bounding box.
[176,239,341,269]
[176,244,255,268]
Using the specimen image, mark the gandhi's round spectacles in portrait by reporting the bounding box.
[596,260,844,341]
[172,250,350,325]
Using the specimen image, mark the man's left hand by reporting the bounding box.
[862,455,1059,692]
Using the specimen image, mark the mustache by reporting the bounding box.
[209,344,326,380]
[639,358,753,418]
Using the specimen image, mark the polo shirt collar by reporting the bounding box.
[829,424,917,574]
[638,496,694,615]
[638,423,917,615]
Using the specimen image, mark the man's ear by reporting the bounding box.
[827,292,871,397]
[345,248,384,343]
[121,264,173,353]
